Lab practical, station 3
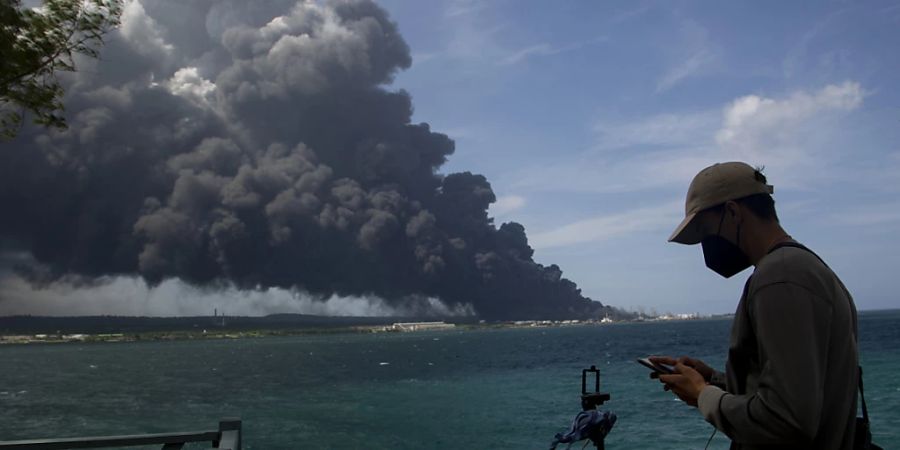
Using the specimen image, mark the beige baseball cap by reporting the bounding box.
[668,162,774,244]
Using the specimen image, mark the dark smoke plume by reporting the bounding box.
[0,0,606,320]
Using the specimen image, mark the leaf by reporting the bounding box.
[0,0,123,139]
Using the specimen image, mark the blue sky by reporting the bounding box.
[2,0,898,318]
[377,0,900,314]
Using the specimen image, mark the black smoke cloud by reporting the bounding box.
[0,0,606,320]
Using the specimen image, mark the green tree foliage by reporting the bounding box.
[0,0,122,139]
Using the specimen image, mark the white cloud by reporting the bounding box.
[489,195,526,218]
[657,48,715,92]
[431,5,606,69]
[166,67,216,106]
[656,20,718,92]
[498,44,554,66]
[529,201,682,249]
[0,275,473,318]
[592,110,718,150]
[608,5,651,25]
[498,37,609,67]
[444,0,487,19]
[715,81,863,168]
[119,0,175,61]
[509,81,866,194]
[717,82,863,142]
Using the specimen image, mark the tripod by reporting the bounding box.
[580,365,611,449]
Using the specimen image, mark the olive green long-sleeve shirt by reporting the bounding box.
[697,243,859,449]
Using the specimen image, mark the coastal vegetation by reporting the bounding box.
[0,313,723,345]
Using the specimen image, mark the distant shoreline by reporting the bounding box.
[3,309,895,346]
[0,315,740,345]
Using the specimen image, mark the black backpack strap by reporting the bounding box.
[859,366,869,424]
[768,241,828,267]
[858,365,880,449]
[770,241,877,446]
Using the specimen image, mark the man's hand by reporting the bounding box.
[648,355,716,381]
[658,363,708,407]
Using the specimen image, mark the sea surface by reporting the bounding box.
[1,310,898,449]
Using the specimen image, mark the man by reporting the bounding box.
[652,162,859,449]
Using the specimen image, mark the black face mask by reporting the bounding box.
[701,210,751,278]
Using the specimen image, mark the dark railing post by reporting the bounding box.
[217,418,241,450]
[0,420,236,450]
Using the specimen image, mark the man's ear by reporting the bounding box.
[724,200,742,224]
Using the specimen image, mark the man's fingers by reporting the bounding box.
[658,373,682,384]
[656,368,703,408]
[649,355,678,365]
[674,362,697,376]
[668,385,694,403]
[657,376,671,391]
[677,356,697,366]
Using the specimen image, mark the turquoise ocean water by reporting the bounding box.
[1,310,898,449]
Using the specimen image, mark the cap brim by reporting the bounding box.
[668,211,702,245]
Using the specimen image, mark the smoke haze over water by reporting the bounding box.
[0,0,605,319]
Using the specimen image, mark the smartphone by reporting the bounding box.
[637,357,674,375]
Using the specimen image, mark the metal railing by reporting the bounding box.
[0,418,241,450]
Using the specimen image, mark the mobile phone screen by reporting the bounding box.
[637,357,674,374]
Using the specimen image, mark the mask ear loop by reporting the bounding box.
[715,209,726,236]
[719,205,742,251]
